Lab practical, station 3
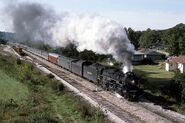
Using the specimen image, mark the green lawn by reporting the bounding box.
[0,69,28,102]
[134,65,174,81]
[0,54,104,123]
[134,64,175,95]
[133,65,185,114]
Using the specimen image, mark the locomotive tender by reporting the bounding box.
[24,46,140,100]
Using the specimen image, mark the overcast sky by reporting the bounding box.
[0,0,185,31]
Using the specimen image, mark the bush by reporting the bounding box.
[16,58,22,65]
[76,102,93,118]
[172,72,185,103]
[0,101,5,121]
[94,108,104,123]
[0,39,7,45]
[16,63,33,82]
[47,73,55,79]
[48,80,64,92]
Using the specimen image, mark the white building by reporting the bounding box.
[165,56,185,73]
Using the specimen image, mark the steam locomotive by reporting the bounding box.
[18,45,140,100]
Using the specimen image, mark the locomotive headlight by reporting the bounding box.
[131,80,135,84]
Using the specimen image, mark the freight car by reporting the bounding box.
[15,47,24,55]
[48,53,59,64]
[58,56,77,71]
[83,63,104,83]
[21,45,140,100]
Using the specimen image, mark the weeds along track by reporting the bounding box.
[23,49,185,123]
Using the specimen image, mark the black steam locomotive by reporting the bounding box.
[20,45,140,100]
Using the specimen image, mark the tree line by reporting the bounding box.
[1,23,184,58]
[126,23,185,56]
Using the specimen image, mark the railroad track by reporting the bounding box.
[23,49,185,123]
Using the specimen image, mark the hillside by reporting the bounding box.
[0,47,104,123]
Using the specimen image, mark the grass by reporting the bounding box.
[46,89,103,123]
[0,70,29,102]
[0,54,104,123]
[133,64,185,115]
[134,64,174,92]
[134,65,174,80]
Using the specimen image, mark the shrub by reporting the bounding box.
[16,58,22,65]
[48,80,64,92]
[0,39,7,45]
[58,82,64,91]
[77,103,92,118]
[16,63,33,82]
[172,72,185,103]
[47,73,55,79]
[0,101,5,121]
[31,74,49,86]
[94,108,104,123]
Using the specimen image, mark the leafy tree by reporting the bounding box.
[79,49,98,62]
[127,28,143,49]
[179,35,185,55]
[56,43,79,58]
[163,23,185,55]
[38,44,52,51]
[139,28,161,48]
[0,39,7,45]
[173,72,185,103]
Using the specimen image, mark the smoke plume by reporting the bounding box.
[7,2,135,73]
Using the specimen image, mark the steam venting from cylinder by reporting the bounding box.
[6,2,135,73]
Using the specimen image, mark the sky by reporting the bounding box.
[0,0,185,31]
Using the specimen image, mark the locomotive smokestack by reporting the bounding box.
[6,2,135,72]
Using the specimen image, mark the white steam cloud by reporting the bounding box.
[7,2,135,73]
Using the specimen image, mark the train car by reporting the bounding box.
[58,56,77,71]
[48,53,60,64]
[71,60,90,76]
[41,51,49,60]
[15,47,25,56]
[18,45,140,100]
[83,63,104,83]
[15,47,23,53]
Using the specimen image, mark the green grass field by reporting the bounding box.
[134,65,174,90]
[133,64,185,114]
[0,69,28,102]
[0,54,104,123]
[135,65,174,78]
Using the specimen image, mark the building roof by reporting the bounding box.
[134,51,144,55]
[138,48,166,56]
[49,53,60,58]
[166,56,185,64]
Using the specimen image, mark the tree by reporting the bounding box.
[163,23,185,55]
[0,39,7,45]
[38,44,52,51]
[139,29,161,48]
[178,35,185,55]
[127,28,142,49]
[79,49,98,62]
[173,72,185,103]
[56,43,79,58]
